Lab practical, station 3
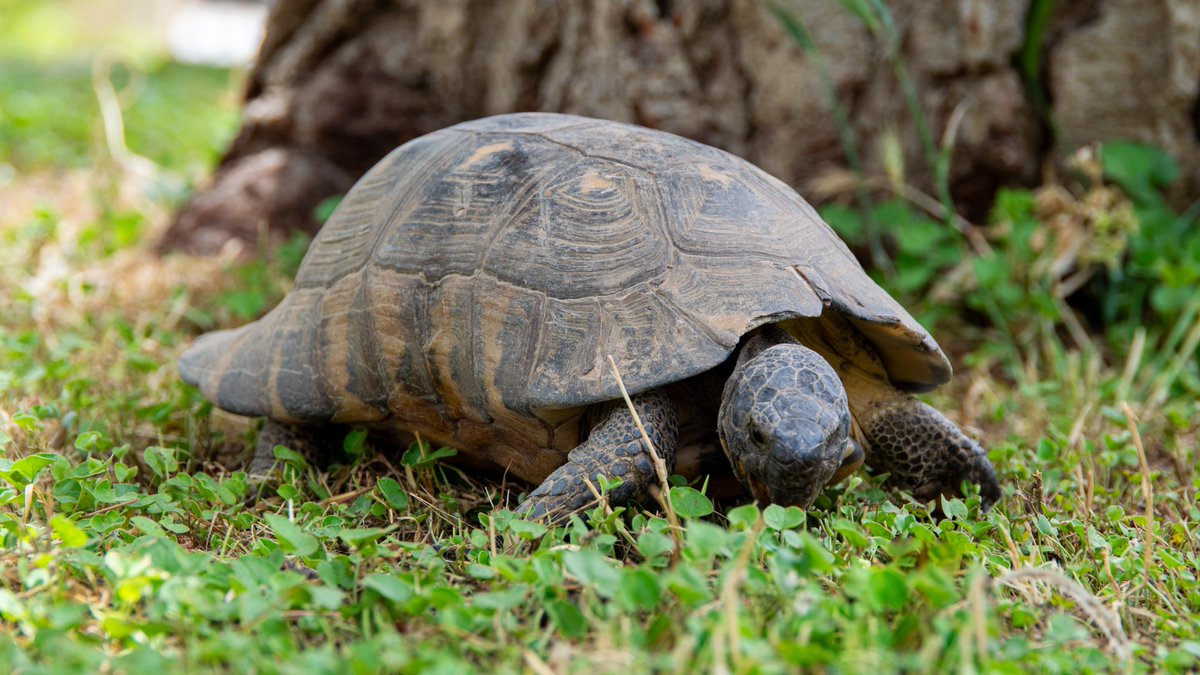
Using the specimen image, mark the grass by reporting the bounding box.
[2,13,1199,675]
[0,57,237,175]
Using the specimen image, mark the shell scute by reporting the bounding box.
[180,113,950,430]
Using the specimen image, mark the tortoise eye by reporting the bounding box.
[749,425,766,447]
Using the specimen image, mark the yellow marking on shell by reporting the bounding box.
[459,141,514,169]
[580,170,616,192]
[266,288,326,423]
[205,328,247,401]
[472,280,557,453]
[266,319,290,420]
[320,270,386,423]
[698,163,734,187]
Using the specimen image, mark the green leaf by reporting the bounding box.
[219,289,267,320]
[11,413,40,432]
[342,428,368,457]
[338,527,390,548]
[50,514,87,547]
[819,204,865,244]
[1035,513,1058,537]
[309,585,346,611]
[668,486,713,518]
[129,516,165,538]
[74,430,103,452]
[912,566,958,608]
[617,568,661,611]
[313,195,343,223]
[1036,438,1058,462]
[725,503,760,530]
[684,521,732,561]
[666,565,713,606]
[272,445,308,469]
[636,531,675,562]
[832,521,869,548]
[142,446,175,479]
[1159,549,1185,570]
[941,497,968,521]
[2,453,57,487]
[0,488,19,507]
[545,598,587,638]
[364,574,414,604]
[562,549,620,594]
[797,532,836,574]
[472,586,527,611]
[264,513,319,557]
[159,517,189,534]
[507,519,547,541]
[867,567,909,611]
[1045,613,1091,645]
[376,477,408,510]
[763,504,805,530]
[401,444,457,468]
[317,558,355,590]
[467,563,497,580]
[1101,141,1178,204]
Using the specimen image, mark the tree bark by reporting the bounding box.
[160,0,1200,254]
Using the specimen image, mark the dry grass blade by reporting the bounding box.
[967,568,989,665]
[997,567,1132,661]
[91,48,160,186]
[1121,402,1156,597]
[1117,327,1145,403]
[523,649,556,675]
[937,98,993,258]
[715,517,765,673]
[606,355,683,559]
[803,168,991,256]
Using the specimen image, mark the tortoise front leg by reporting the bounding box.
[519,389,678,521]
[856,396,1000,509]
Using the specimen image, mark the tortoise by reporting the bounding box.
[180,112,1000,518]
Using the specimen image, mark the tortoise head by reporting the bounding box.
[718,335,861,508]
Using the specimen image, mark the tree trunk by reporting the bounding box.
[160,0,1200,254]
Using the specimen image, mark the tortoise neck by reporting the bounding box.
[732,324,799,369]
[719,323,801,417]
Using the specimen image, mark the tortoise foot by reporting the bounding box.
[862,398,1000,511]
[519,389,677,522]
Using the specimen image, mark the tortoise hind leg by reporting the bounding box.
[519,389,678,521]
[251,419,349,475]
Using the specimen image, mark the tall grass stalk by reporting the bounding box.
[767,1,892,276]
[866,0,960,239]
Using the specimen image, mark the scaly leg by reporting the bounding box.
[857,396,1000,507]
[251,418,347,475]
[519,389,678,520]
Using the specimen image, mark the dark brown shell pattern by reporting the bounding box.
[180,113,950,454]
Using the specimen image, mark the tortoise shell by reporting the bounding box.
[180,113,949,479]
